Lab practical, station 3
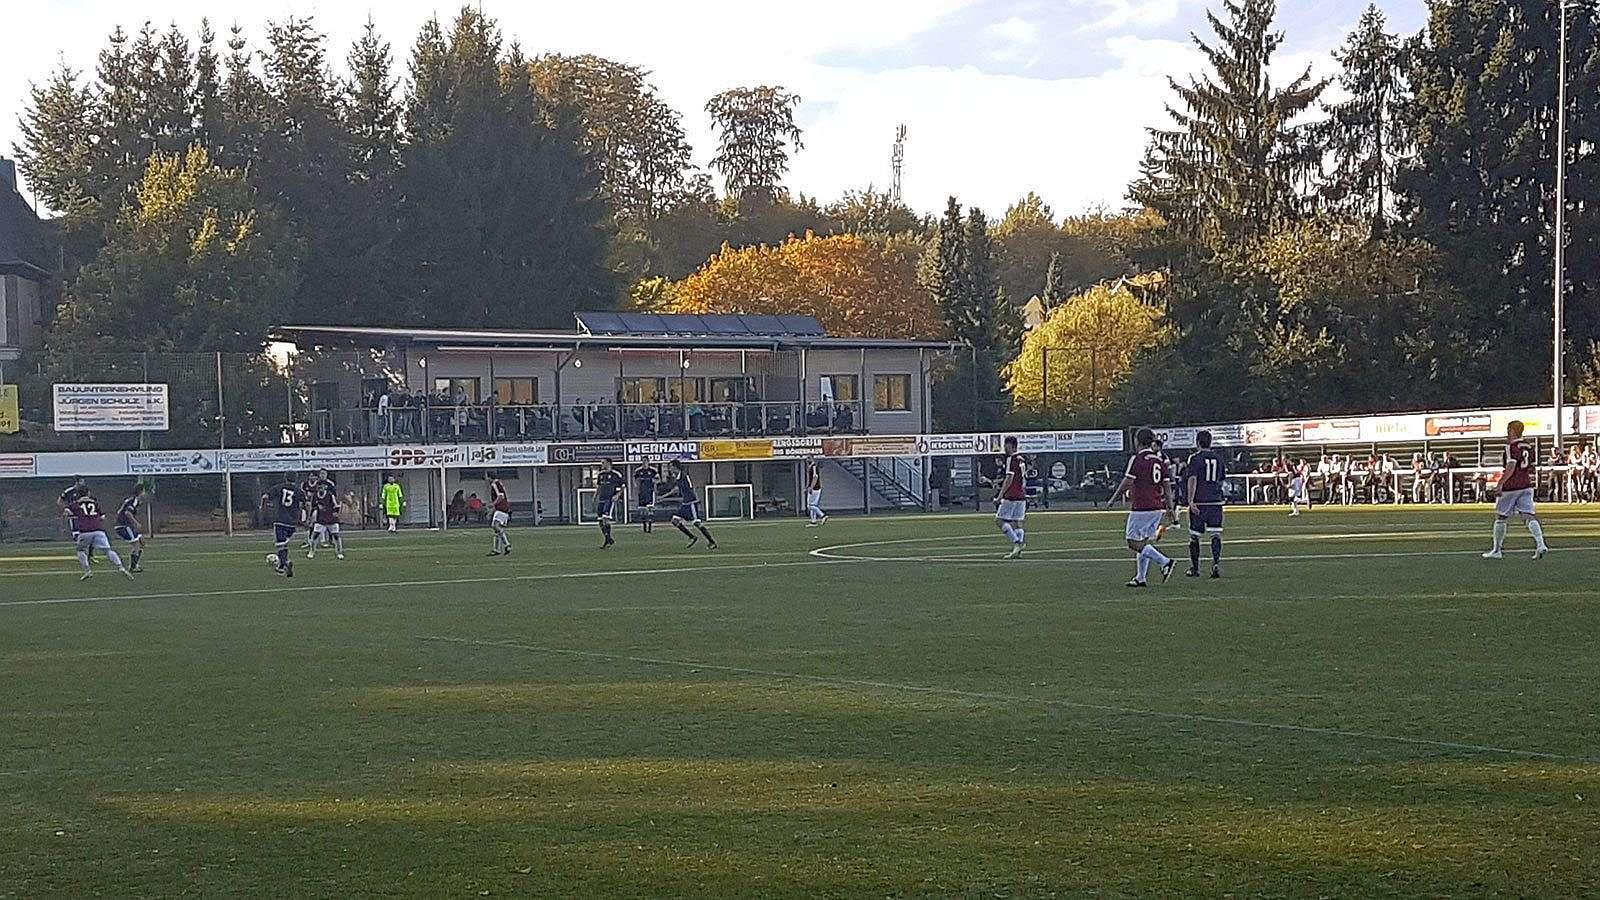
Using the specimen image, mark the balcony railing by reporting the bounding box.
[310,400,866,445]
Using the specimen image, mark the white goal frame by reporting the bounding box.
[704,483,755,521]
[574,486,629,525]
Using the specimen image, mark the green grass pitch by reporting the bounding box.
[2,505,1598,896]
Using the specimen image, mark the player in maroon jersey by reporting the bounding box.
[1483,420,1549,559]
[485,473,513,556]
[995,436,1029,559]
[306,478,345,560]
[67,494,134,581]
[1108,427,1177,587]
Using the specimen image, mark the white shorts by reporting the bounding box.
[76,531,112,553]
[1495,488,1536,518]
[1290,477,1306,499]
[314,522,341,535]
[1126,510,1164,542]
[996,499,1026,522]
[807,489,822,508]
[491,510,510,527]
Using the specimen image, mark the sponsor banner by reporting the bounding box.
[1152,426,1199,450]
[221,447,309,472]
[548,441,626,465]
[820,438,853,457]
[301,446,391,469]
[0,454,36,477]
[53,383,169,432]
[1243,421,1302,446]
[0,385,18,434]
[388,445,467,468]
[771,437,824,458]
[1056,430,1124,452]
[916,433,989,456]
[36,450,128,477]
[1363,415,1419,442]
[1011,432,1061,454]
[128,450,220,476]
[1425,414,1491,437]
[627,440,701,463]
[699,439,774,461]
[847,435,921,457]
[471,443,548,466]
[1582,406,1600,435]
[1302,419,1363,443]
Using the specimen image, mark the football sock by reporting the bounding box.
[1140,544,1170,567]
[106,550,125,571]
[277,546,289,568]
[332,533,344,554]
[1527,518,1546,548]
[130,549,142,568]
[1491,520,1506,551]
[1015,528,1025,545]
[1135,553,1150,582]
[674,521,694,538]
[1189,537,1201,570]
[696,523,715,543]
[1210,535,1222,566]
[77,550,90,575]
[600,520,612,541]
[1000,523,1017,543]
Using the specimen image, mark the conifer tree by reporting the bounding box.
[1129,0,1326,248]
[1318,5,1407,230]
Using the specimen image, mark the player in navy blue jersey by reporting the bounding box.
[264,475,303,578]
[656,460,718,550]
[594,459,625,548]
[114,483,149,572]
[633,462,659,533]
[1184,430,1227,578]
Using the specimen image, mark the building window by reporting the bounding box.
[667,377,706,404]
[709,377,752,403]
[821,375,859,402]
[873,375,912,412]
[433,377,480,404]
[494,377,538,405]
[619,377,666,404]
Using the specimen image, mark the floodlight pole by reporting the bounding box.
[1553,0,1570,451]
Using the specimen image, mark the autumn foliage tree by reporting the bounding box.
[657,233,944,340]
[1009,275,1169,419]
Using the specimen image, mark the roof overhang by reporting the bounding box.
[272,324,955,353]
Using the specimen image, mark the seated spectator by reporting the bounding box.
[448,490,467,525]
[465,492,487,524]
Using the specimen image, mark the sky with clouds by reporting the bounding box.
[0,0,1427,218]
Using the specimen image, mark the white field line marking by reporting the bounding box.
[0,558,859,609]
[810,546,1600,565]
[837,530,1498,561]
[419,636,1600,765]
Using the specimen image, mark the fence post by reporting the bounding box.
[217,352,233,536]
[1042,349,1049,421]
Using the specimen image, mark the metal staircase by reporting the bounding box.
[834,457,923,509]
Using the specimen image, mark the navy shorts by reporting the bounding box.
[115,525,141,542]
[1188,504,1224,534]
[677,501,700,522]
[596,496,617,520]
[274,523,297,545]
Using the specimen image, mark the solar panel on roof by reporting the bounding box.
[734,314,783,335]
[700,315,748,335]
[575,311,625,334]
[573,311,826,337]
[777,315,826,336]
